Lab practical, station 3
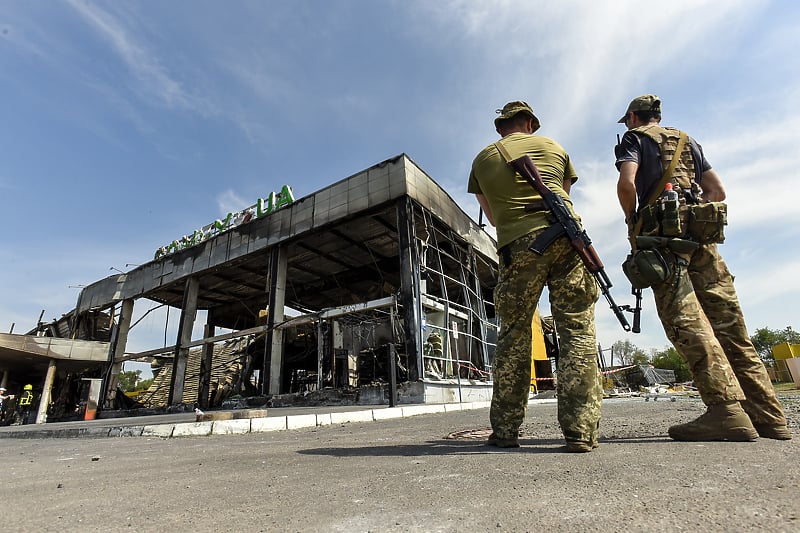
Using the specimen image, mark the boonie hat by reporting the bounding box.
[618,94,662,123]
[495,101,540,133]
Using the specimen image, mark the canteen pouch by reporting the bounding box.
[659,198,682,237]
[687,202,727,244]
[637,203,660,236]
[634,201,682,237]
[622,248,672,289]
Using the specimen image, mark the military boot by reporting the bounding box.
[487,432,520,448]
[668,401,759,442]
[565,440,599,453]
[753,424,792,440]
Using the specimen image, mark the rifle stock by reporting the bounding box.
[506,155,632,332]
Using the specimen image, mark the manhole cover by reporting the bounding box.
[446,428,493,440]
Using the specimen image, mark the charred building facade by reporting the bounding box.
[62,154,501,410]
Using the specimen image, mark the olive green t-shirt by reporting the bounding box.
[467,132,579,249]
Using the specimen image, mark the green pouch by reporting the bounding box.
[622,248,672,289]
[660,199,682,237]
[638,204,660,236]
[687,202,727,244]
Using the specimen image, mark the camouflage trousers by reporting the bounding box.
[491,230,601,445]
[651,243,786,426]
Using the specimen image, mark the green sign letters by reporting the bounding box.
[155,184,295,259]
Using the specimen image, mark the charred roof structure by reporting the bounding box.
[23,154,500,413]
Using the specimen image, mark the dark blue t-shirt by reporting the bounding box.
[615,129,711,206]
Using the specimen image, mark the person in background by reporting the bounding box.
[0,387,14,423]
[18,384,35,425]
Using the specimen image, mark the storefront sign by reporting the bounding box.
[154,185,295,259]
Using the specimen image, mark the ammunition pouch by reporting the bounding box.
[686,202,727,244]
[633,201,726,246]
[634,201,682,238]
[620,236,698,289]
[622,248,672,289]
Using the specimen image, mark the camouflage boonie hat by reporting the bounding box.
[494,101,540,133]
[618,94,662,123]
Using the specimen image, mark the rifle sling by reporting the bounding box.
[493,140,563,253]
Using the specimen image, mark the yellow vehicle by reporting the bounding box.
[530,309,557,393]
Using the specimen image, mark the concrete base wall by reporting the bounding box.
[422,379,493,404]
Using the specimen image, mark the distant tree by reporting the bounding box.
[611,339,648,366]
[137,378,154,392]
[650,347,691,383]
[751,326,800,365]
[118,370,142,392]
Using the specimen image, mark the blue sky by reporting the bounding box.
[2,0,799,373]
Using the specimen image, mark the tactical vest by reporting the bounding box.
[632,125,696,194]
[628,125,727,248]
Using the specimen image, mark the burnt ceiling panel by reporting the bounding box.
[142,204,404,328]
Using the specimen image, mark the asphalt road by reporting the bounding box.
[1,394,798,532]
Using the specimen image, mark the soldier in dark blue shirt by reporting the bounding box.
[615,94,790,442]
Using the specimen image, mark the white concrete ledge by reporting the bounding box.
[212,419,251,435]
[172,421,213,437]
[251,416,287,432]
[371,407,404,420]
[141,425,175,438]
[286,414,317,429]
[330,410,375,424]
[7,401,493,440]
[401,404,446,417]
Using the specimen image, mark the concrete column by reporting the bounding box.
[351,325,362,387]
[396,197,422,381]
[332,320,343,387]
[198,322,216,409]
[388,306,397,407]
[266,246,287,395]
[105,299,134,407]
[35,360,57,424]
[316,319,324,391]
[0,370,8,389]
[169,277,199,405]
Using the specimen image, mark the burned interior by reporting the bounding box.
[55,154,503,412]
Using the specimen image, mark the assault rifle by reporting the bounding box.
[501,153,632,332]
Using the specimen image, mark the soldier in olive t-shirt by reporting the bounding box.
[468,132,579,250]
[468,101,601,453]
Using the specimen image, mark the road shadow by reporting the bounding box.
[297,435,672,457]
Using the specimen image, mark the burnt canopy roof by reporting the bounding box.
[75,154,497,330]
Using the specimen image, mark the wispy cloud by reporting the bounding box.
[699,102,799,229]
[65,0,210,115]
[216,189,250,216]
[410,0,760,145]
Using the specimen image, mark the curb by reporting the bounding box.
[0,401,494,440]
[0,398,567,440]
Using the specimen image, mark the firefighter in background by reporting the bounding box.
[18,384,35,424]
